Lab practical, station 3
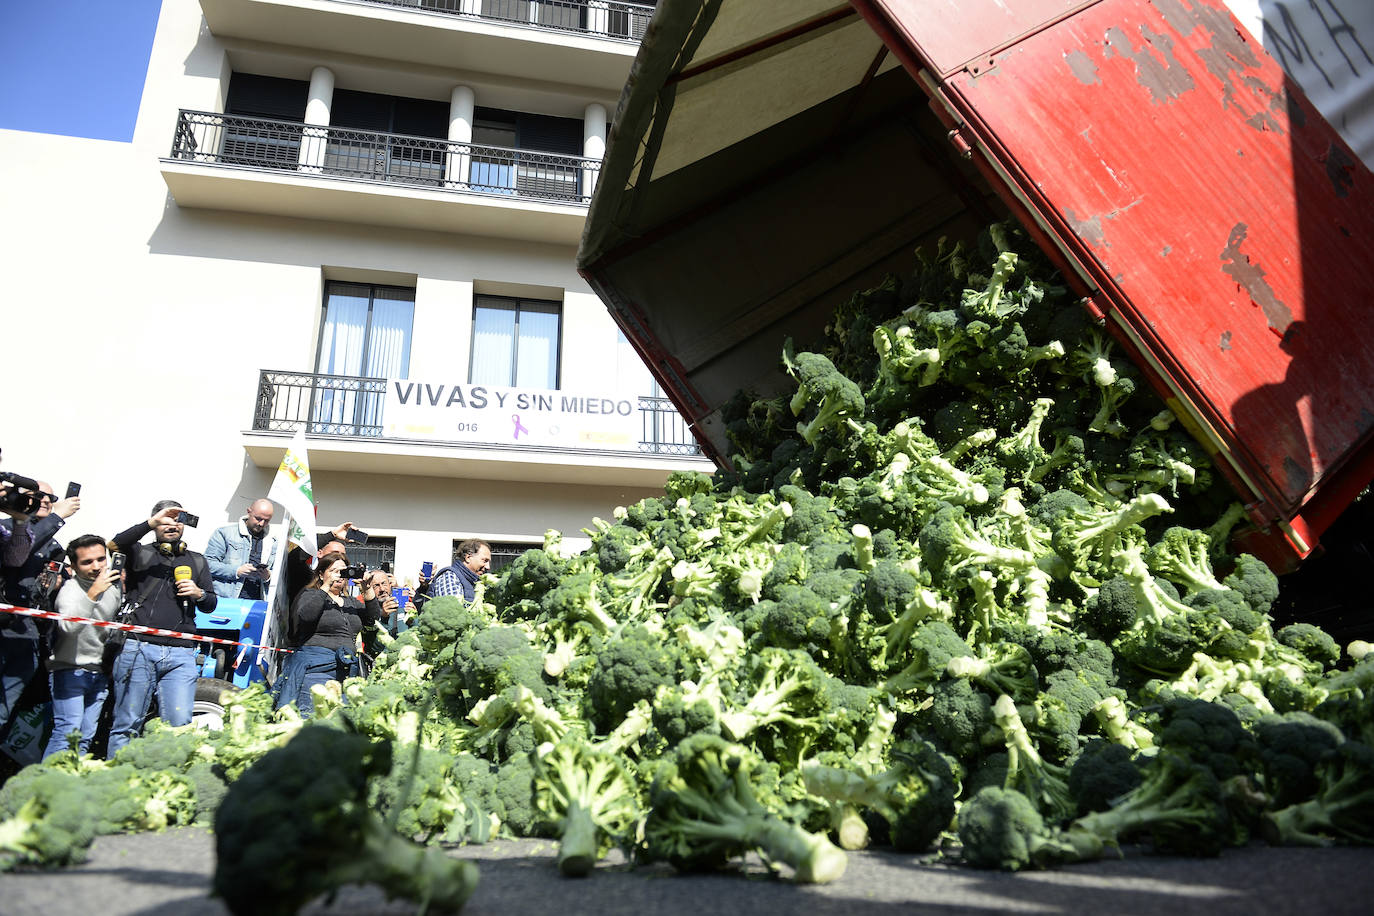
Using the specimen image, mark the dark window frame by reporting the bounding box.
[468,294,563,389]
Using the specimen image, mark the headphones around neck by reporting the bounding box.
[157,540,188,557]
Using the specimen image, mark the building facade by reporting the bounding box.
[1,0,706,582]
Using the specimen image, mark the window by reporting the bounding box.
[469,295,561,389]
[222,73,308,168]
[312,282,415,433]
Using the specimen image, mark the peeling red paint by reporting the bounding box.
[1219,223,1294,335]
[1104,24,1195,102]
[1065,48,1100,84]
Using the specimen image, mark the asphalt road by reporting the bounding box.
[3,828,1374,916]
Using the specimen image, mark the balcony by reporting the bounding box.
[242,370,710,486]
[160,110,597,243]
[360,0,653,41]
[198,0,651,92]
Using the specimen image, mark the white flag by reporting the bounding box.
[266,428,317,558]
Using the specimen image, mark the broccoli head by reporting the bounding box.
[213,725,479,915]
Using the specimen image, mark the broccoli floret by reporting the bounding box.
[491,548,565,608]
[919,677,996,761]
[1153,697,1259,782]
[641,734,848,883]
[1264,741,1374,845]
[455,625,550,702]
[586,625,682,733]
[1079,577,1139,639]
[1222,554,1280,616]
[412,595,494,665]
[801,736,956,852]
[946,644,1040,703]
[652,680,724,745]
[539,570,618,636]
[918,504,1040,584]
[0,769,100,869]
[531,734,643,876]
[1071,750,1232,856]
[591,524,645,574]
[370,742,497,844]
[881,621,974,696]
[1067,739,1142,815]
[1145,527,1226,594]
[1276,623,1341,670]
[212,726,479,915]
[1254,711,1346,809]
[751,584,838,658]
[991,694,1075,823]
[719,647,827,744]
[859,558,921,627]
[782,343,866,446]
[957,786,1102,870]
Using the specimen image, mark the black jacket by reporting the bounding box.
[112,522,217,649]
[0,513,67,637]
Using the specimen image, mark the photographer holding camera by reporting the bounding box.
[105,501,217,757]
[1,476,80,737]
[205,498,278,600]
[272,556,382,717]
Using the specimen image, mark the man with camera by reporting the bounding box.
[205,498,278,600]
[106,501,217,757]
[1,478,80,736]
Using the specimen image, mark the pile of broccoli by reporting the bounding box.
[5,224,1373,898]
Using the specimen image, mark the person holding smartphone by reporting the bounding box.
[205,498,278,600]
[42,534,121,758]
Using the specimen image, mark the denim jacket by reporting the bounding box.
[205,518,278,599]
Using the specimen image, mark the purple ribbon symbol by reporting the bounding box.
[512,414,530,440]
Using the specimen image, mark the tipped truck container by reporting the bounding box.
[577,0,1374,570]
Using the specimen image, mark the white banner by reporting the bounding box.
[383,379,641,450]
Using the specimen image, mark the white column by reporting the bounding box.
[587,0,610,36]
[582,102,607,202]
[460,0,481,16]
[446,85,476,186]
[298,66,334,173]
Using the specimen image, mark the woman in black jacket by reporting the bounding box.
[272,557,381,717]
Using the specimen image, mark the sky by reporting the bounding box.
[0,0,164,142]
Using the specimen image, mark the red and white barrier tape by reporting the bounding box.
[0,602,292,654]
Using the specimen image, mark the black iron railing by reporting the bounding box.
[253,371,701,456]
[170,110,600,205]
[356,0,654,42]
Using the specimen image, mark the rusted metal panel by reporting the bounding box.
[871,0,1374,554]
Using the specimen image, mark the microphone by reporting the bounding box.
[174,565,194,615]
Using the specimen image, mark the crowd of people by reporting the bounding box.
[1,463,492,762]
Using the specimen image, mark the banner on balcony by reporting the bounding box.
[383,379,641,450]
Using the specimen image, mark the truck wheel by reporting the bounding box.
[191,678,238,731]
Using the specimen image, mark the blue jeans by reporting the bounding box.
[43,668,109,759]
[106,640,199,758]
[0,636,40,734]
[272,645,356,719]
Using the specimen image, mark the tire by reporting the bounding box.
[191,677,239,731]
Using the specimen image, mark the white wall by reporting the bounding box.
[0,1,695,572]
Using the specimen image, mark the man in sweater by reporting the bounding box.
[106,501,216,757]
[42,534,121,758]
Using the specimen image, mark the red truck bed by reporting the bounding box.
[578,0,1374,569]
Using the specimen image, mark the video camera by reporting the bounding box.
[0,471,43,516]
